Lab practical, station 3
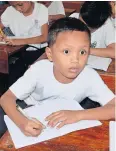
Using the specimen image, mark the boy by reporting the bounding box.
[36,2,115,67]
[0,1,48,66]
[0,18,115,137]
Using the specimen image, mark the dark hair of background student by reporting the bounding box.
[80,1,112,29]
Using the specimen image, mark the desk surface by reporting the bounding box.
[0,121,109,151]
[0,45,27,74]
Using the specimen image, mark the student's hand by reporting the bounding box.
[5,38,23,46]
[45,110,82,129]
[0,34,6,42]
[19,118,45,137]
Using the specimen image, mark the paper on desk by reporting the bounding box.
[0,41,6,45]
[87,55,112,71]
[109,121,116,151]
[4,98,102,149]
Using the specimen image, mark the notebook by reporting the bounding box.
[87,55,112,71]
[4,98,102,149]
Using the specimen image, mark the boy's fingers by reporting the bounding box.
[57,120,67,129]
[45,111,61,121]
[31,118,46,129]
[47,116,64,127]
[27,127,42,137]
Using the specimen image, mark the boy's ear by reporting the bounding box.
[45,47,53,62]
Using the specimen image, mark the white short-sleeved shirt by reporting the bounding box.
[10,60,114,106]
[111,17,116,28]
[48,1,65,15]
[1,2,48,49]
[70,13,115,70]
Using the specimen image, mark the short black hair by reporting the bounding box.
[48,17,90,47]
[80,1,112,29]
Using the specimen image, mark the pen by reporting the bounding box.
[16,104,46,130]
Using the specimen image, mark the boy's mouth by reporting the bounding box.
[69,67,79,73]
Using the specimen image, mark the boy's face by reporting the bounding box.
[46,31,90,83]
[9,1,33,15]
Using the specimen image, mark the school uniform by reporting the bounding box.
[48,1,65,16]
[1,2,48,66]
[0,60,114,137]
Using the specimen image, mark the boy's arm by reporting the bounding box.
[5,23,48,46]
[0,90,28,127]
[46,98,115,128]
[49,14,65,21]
[90,43,115,59]
[0,89,44,136]
[0,22,5,29]
[80,98,115,120]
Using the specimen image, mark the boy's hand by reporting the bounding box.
[0,34,6,42]
[19,118,45,137]
[45,110,82,129]
[5,38,23,46]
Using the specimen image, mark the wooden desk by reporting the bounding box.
[0,121,109,151]
[0,45,27,74]
[97,59,115,94]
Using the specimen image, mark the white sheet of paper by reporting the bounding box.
[4,98,102,149]
[109,121,116,151]
[87,55,112,71]
[0,41,6,45]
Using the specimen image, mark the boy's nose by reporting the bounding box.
[71,54,79,63]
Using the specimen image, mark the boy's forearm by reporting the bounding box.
[49,14,65,21]
[78,99,115,121]
[90,47,115,59]
[0,90,27,127]
[19,35,47,45]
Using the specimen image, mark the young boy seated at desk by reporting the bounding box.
[0,17,115,138]
[36,1,115,70]
[0,1,48,67]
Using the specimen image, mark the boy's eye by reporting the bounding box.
[80,50,87,55]
[64,50,69,54]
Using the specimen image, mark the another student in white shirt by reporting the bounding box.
[42,1,65,24]
[70,1,115,59]
[0,1,48,66]
[110,1,116,28]
[0,17,115,137]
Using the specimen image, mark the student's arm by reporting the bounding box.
[0,22,5,41]
[90,43,115,59]
[5,23,48,46]
[78,98,115,120]
[0,89,44,136]
[0,22,5,29]
[49,14,65,21]
[46,98,115,128]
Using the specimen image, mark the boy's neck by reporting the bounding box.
[23,2,34,16]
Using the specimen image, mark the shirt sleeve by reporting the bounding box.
[39,4,48,26]
[9,63,40,100]
[87,68,115,106]
[56,2,65,15]
[1,7,11,27]
[104,18,115,46]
